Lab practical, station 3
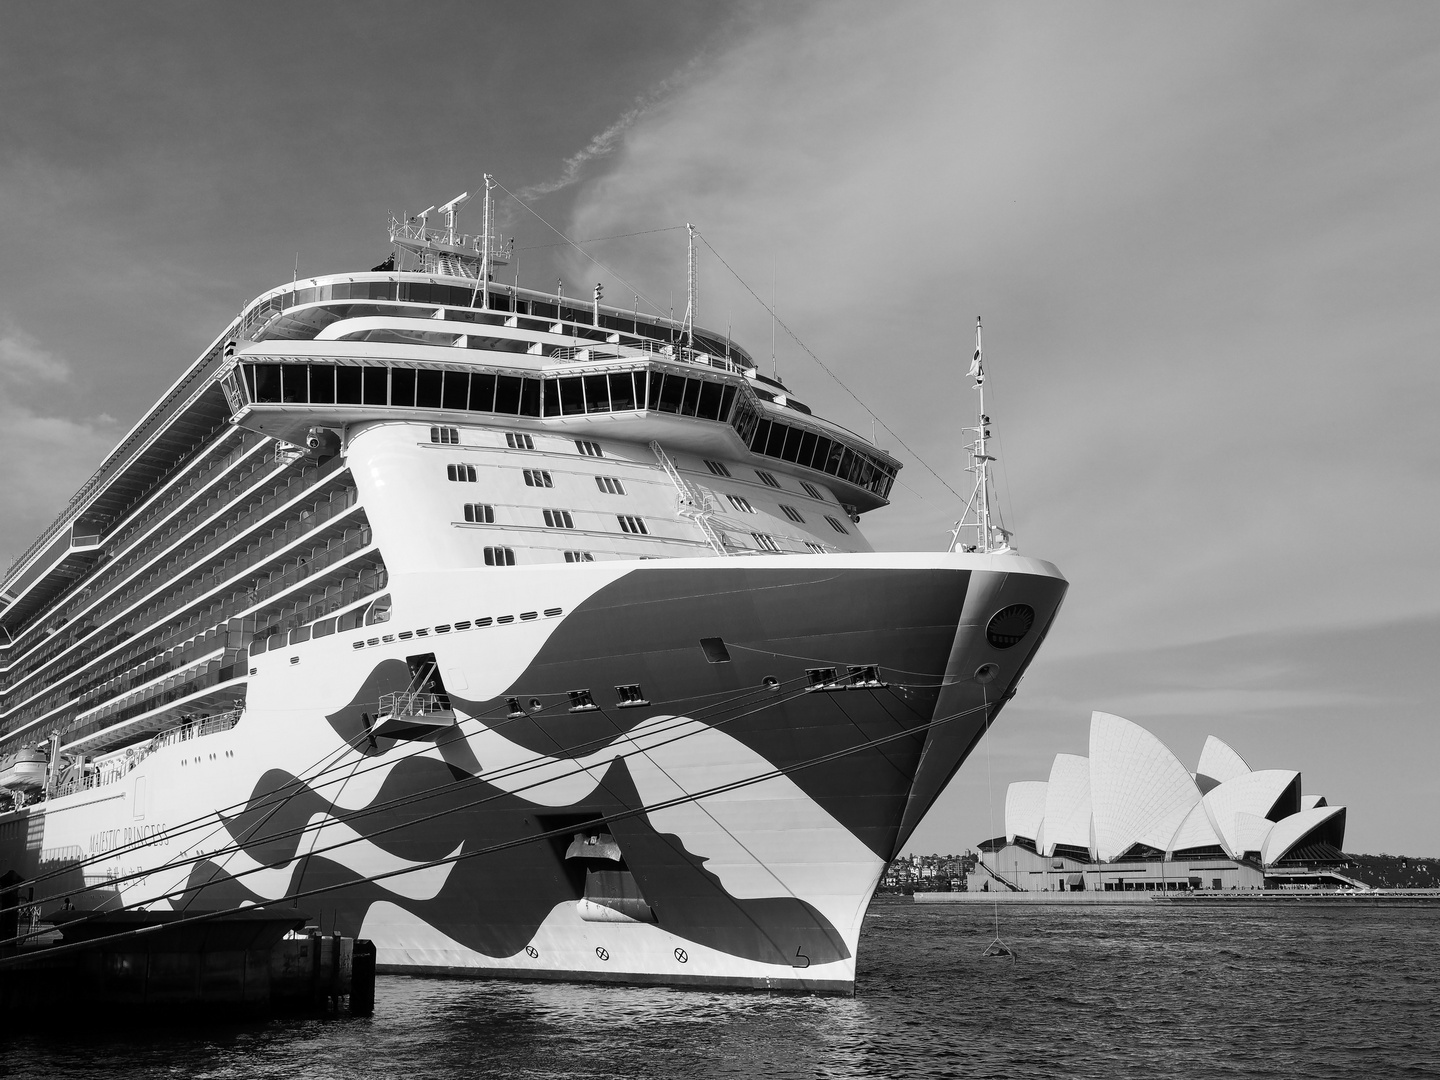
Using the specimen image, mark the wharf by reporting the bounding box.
[912,889,1440,907]
[0,908,376,1021]
[912,891,1153,905]
[1153,888,1440,907]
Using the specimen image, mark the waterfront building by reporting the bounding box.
[978,712,1353,892]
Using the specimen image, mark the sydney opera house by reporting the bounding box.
[978,712,1353,892]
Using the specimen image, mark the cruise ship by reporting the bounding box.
[0,185,1067,992]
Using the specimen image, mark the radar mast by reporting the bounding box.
[950,317,1014,554]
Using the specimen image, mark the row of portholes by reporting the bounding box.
[520,943,689,964]
[350,606,566,651]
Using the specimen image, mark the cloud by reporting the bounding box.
[0,320,71,383]
[515,62,701,201]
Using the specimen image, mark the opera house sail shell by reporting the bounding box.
[982,712,1353,892]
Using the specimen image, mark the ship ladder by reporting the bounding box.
[648,441,731,556]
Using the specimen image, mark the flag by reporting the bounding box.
[967,317,984,381]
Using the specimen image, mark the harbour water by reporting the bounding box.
[3,897,1434,1079]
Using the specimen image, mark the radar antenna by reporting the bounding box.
[950,317,1014,554]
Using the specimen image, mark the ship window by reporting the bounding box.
[755,470,780,488]
[564,550,595,562]
[336,366,363,404]
[543,509,575,529]
[704,460,731,478]
[469,372,496,412]
[416,368,443,408]
[507,697,525,717]
[491,375,519,414]
[281,365,307,403]
[442,370,469,410]
[595,476,625,495]
[309,364,336,404]
[584,374,610,413]
[390,366,416,407]
[251,363,282,402]
[363,365,388,405]
[617,515,648,535]
[519,377,542,417]
[679,377,701,416]
[484,546,516,566]
[657,373,686,413]
[803,541,827,554]
[719,384,737,421]
[558,376,585,416]
[696,380,724,421]
[523,469,553,488]
[431,426,460,444]
[568,689,598,712]
[751,532,780,551]
[507,432,535,450]
[448,464,477,482]
[313,619,336,638]
[825,515,849,534]
[796,429,819,468]
[801,481,823,500]
[726,494,755,513]
[463,503,495,524]
[608,372,637,411]
[780,504,805,523]
[576,440,603,457]
[764,421,787,458]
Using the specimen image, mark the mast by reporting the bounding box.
[480,175,495,310]
[684,223,696,348]
[950,317,1012,554]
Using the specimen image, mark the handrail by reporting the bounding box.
[377,691,451,717]
[53,709,242,795]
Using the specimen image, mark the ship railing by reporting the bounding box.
[52,710,246,797]
[548,339,746,375]
[376,691,450,719]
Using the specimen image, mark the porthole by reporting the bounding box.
[762,676,780,692]
[974,663,1000,685]
[986,605,1035,650]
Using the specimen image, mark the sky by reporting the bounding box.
[1,1,1436,855]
